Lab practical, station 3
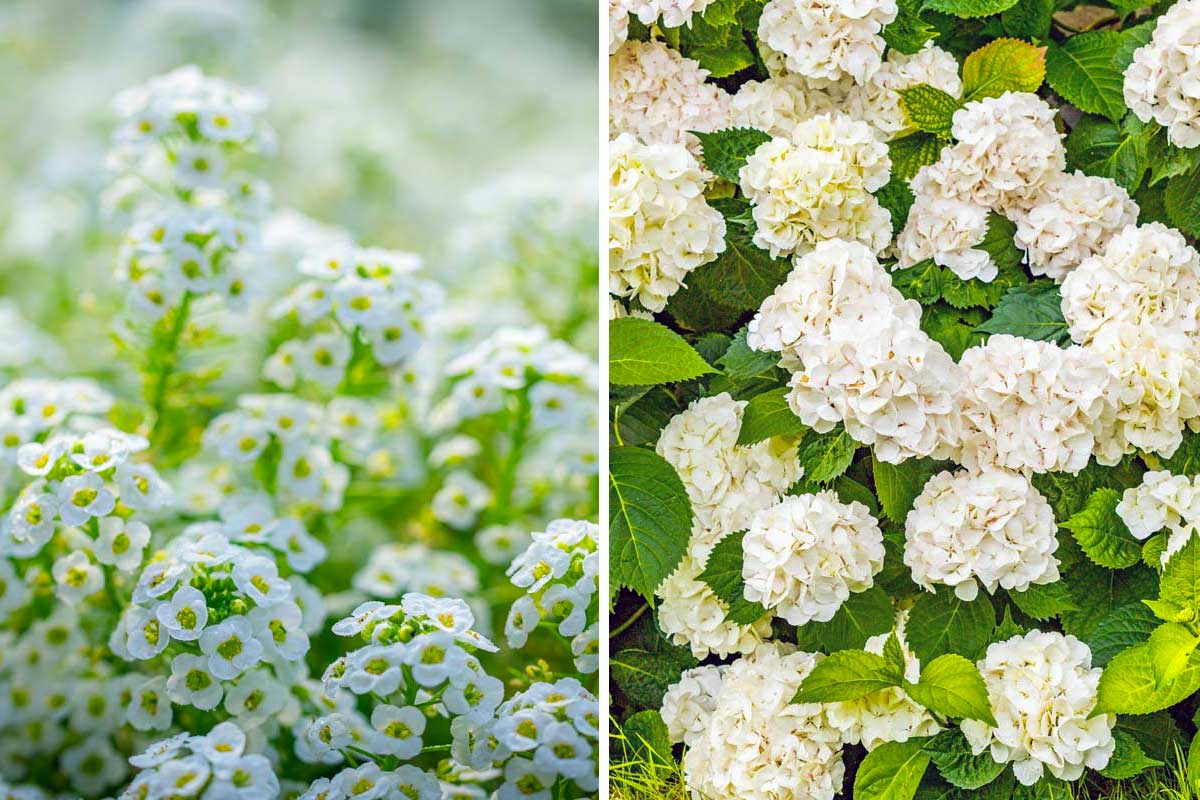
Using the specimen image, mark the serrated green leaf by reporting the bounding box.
[619,709,675,765]
[1147,622,1200,686]
[691,220,792,310]
[1045,31,1126,122]
[1161,534,1200,615]
[1000,0,1052,41]
[795,586,895,651]
[697,530,772,625]
[1062,488,1142,569]
[1096,637,1200,715]
[798,425,858,484]
[899,84,962,139]
[612,647,699,710]
[668,280,744,332]
[609,447,693,599]
[1165,167,1200,239]
[907,588,996,664]
[855,740,931,800]
[873,455,939,523]
[892,260,945,304]
[890,132,945,181]
[962,38,1046,99]
[1008,581,1079,620]
[941,215,1024,311]
[878,176,917,235]
[736,387,805,445]
[1065,114,1152,193]
[1166,432,1200,476]
[924,0,1019,19]
[717,326,779,381]
[921,304,985,360]
[610,317,715,385]
[975,280,1070,345]
[922,729,1008,789]
[1088,602,1159,667]
[793,649,905,703]
[1060,559,1158,640]
[693,127,773,183]
[886,0,939,53]
[906,653,997,724]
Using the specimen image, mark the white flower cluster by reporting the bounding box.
[757,0,898,83]
[728,74,846,137]
[895,194,993,281]
[609,133,727,312]
[655,393,799,657]
[669,643,847,800]
[0,377,114,474]
[1062,223,1200,462]
[660,664,727,746]
[962,632,1115,786]
[905,469,1060,600]
[268,244,444,384]
[354,541,480,603]
[1117,470,1200,564]
[739,113,892,257]
[1124,0,1200,148]
[825,614,940,750]
[749,239,960,463]
[505,519,600,674]
[742,491,885,624]
[844,44,963,140]
[956,335,1116,474]
[123,722,279,800]
[609,40,731,153]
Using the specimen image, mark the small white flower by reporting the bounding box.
[56,473,116,526]
[369,704,426,759]
[200,615,264,680]
[92,517,151,571]
[52,550,103,604]
[156,584,209,642]
[166,652,224,710]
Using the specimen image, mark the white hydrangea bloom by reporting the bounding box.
[628,0,720,27]
[609,134,727,312]
[682,643,846,800]
[905,469,1060,600]
[656,555,773,659]
[656,393,800,543]
[739,115,892,257]
[610,40,731,152]
[728,75,847,137]
[610,0,631,54]
[895,194,993,282]
[825,614,940,750]
[1061,222,1200,345]
[742,492,885,625]
[758,0,898,84]
[1089,323,1200,465]
[913,92,1065,214]
[962,632,1115,786]
[1010,171,1138,282]
[1116,470,1200,565]
[661,664,727,747]
[845,44,962,139]
[956,335,1116,474]
[1123,0,1200,148]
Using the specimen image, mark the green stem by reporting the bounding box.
[149,291,193,440]
[609,602,649,639]
[496,386,533,519]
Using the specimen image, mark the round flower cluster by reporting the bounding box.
[955,334,1116,474]
[904,469,1060,600]
[1117,470,1200,565]
[0,377,114,480]
[749,240,961,463]
[895,194,993,281]
[354,541,481,604]
[660,664,727,746]
[1124,0,1200,148]
[742,491,885,625]
[961,632,1115,786]
[1009,171,1138,282]
[267,244,445,383]
[609,133,727,312]
[123,722,280,800]
[728,74,846,137]
[672,642,847,800]
[609,40,731,153]
[825,614,940,750]
[504,519,600,674]
[844,44,963,140]
[757,0,898,83]
[739,114,892,257]
[655,558,775,659]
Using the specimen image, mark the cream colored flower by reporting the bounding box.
[657,555,773,659]
[845,44,962,139]
[758,0,898,83]
[729,75,846,137]
[1116,469,1200,565]
[1124,0,1200,148]
[895,194,993,281]
[662,664,727,747]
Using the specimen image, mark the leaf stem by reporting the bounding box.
[609,601,649,638]
[149,291,193,440]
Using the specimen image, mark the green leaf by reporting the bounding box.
[693,127,773,183]
[885,0,939,53]
[961,38,1047,99]
[619,710,675,765]
[668,281,744,332]
[1065,115,1152,193]
[1062,488,1143,569]
[892,260,946,304]
[1045,31,1127,122]
[899,84,962,139]
[736,387,805,445]
[610,318,715,385]
[921,304,985,360]
[609,447,693,599]
[941,215,1025,311]
[1161,535,1200,617]
[1012,777,1071,800]
[1165,431,1200,476]
[795,586,895,651]
[855,740,931,800]
[1147,622,1200,686]
[883,632,907,673]
[975,280,1070,345]
[922,729,1007,790]
[1000,0,1052,41]
[797,426,858,484]
[878,176,917,235]
[1165,167,1200,239]
[1060,559,1158,640]
[793,649,905,703]
[697,530,772,625]
[612,647,698,710]
[890,132,945,181]
[924,0,1018,19]
[873,455,939,524]
[1095,639,1200,715]
[906,653,997,725]
[907,588,996,664]
[1008,581,1079,621]
[1088,602,1159,667]
[717,325,779,380]
[1189,733,1200,794]
[691,218,792,310]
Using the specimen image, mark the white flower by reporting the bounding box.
[962,631,1115,785]
[431,470,491,529]
[166,653,224,710]
[656,554,772,659]
[895,194,993,281]
[1124,0,1200,148]
[1010,171,1138,282]
[743,491,885,624]
[1116,470,1200,565]
[369,704,426,759]
[845,44,962,139]
[609,134,726,312]
[739,115,892,258]
[116,461,174,511]
[758,0,897,83]
[661,664,726,747]
[92,517,151,571]
[126,676,173,731]
[51,550,103,604]
[728,75,847,137]
[56,472,115,527]
[199,615,264,680]
[609,40,730,152]
[61,736,126,796]
[157,584,209,642]
[610,0,631,54]
[905,469,1060,600]
[956,334,1116,474]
